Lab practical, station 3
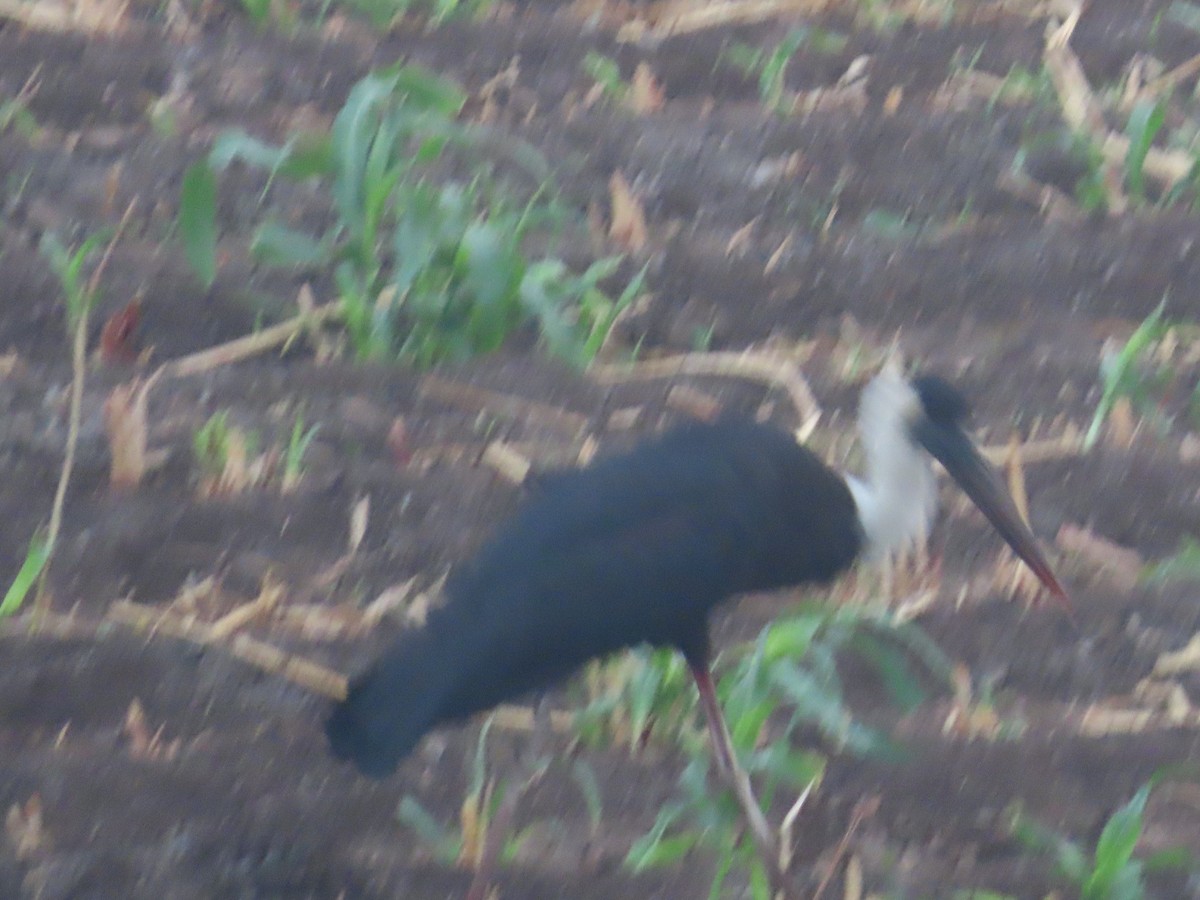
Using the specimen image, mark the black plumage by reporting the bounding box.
[327,419,863,776]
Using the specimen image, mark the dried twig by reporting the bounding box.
[161,300,342,379]
[480,441,533,484]
[420,374,589,434]
[39,202,136,611]
[1044,8,1195,201]
[980,430,1083,466]
[1145,52,1200,98]
[590,350,822,439]
[108,599,349,699]
[618,0,827,42]
[106,599,575,735]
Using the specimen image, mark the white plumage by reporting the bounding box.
[845,372,939,561]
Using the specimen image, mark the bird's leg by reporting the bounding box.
[690,665,790,896]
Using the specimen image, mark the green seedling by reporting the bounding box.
[193,411,236,480]
[0,95,38,139]
[1167,0,1200,34]
[397,718,540,870]
[346,0,488,31]
[180,64,634,369]
[1010,776,1195,899]
[568,758,605,844]
[0,532,51,618]
[721,29,817,113]
[7,232,111,614]
[861,208,926,241]
[42,232,107,332]
[1085,302,1169,450]
[581,53,628,104]
[624,604,953,896]
[282,413,320,492]
[1141,536,1200,584]
[237,0,296,29]
[987,64,1056,111]
[1125,99,1167,203]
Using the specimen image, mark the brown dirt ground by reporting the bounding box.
[2,0,1200,897]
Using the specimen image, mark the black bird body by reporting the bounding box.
[328,373,1068,782]
[328,420,862,776]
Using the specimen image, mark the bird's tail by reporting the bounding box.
[326,626,462,777]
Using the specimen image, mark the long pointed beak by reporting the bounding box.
[913,419,1070,609]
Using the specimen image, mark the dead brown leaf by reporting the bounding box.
[882,85,903,115]
[608,171,648,253]
[0,351,23,377]
[5,794,45,860]
[1154,633,1200,677]
[1056,522,1144,591]
[123,698,179,761]
[348,495,370,554]
[104,373,160,490]
[666,384,722,422]
[726,219,756,257]
[209,572,285,638]
[98,297,141,364]
[124,698,153,757]
[629,63,665,113]
[481,441,532,484]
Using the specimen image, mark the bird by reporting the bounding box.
[326,370,1067,858]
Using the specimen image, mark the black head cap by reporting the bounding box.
[911,374,970,427]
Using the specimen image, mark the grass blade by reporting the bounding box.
[1,532,51,617]
[180,162,218,288]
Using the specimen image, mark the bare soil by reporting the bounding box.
[1,0,1199,897]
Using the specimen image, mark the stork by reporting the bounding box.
[326,370,1067,885]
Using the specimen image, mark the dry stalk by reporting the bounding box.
[1045,7,1195,201]
[618,0,828,42]
[105,599,574,733]
[980,430,1083,466]
[465,767,547,900]
[590,350,822,440]
[420,374,589,435]
[0,610,107,640]
[38,202,136,612]
[480,441,533,484]
[1146,52,1200,98]
[161,299,342,379]
[108,599,350,698]
[812,795,880,899]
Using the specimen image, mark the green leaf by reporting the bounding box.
[457,220,522,350]
[250,223,331,267]
[569,759,604,832]
[40,232,106,325]
[759,28,808,108]
[1141,536,1200,584]
[1125,99,1166,200]
[1,532,51,617]
[331,69,401,228]
[1167,1,1200,34]
[208,131,292,172]
[396,796,460,861]
[749,859,771,900]
[277,134,336,180]
[392,64,467,115]
[519,260,584,365]
[1085,302,1167,449]
[1011,813,1089,882]
[180,162,218,288]
[1084,785,1150,896]
[850,631,927,711]
[625,804,695,871]
[762,614,824,661]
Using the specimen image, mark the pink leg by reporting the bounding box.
[690,665,787,894]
